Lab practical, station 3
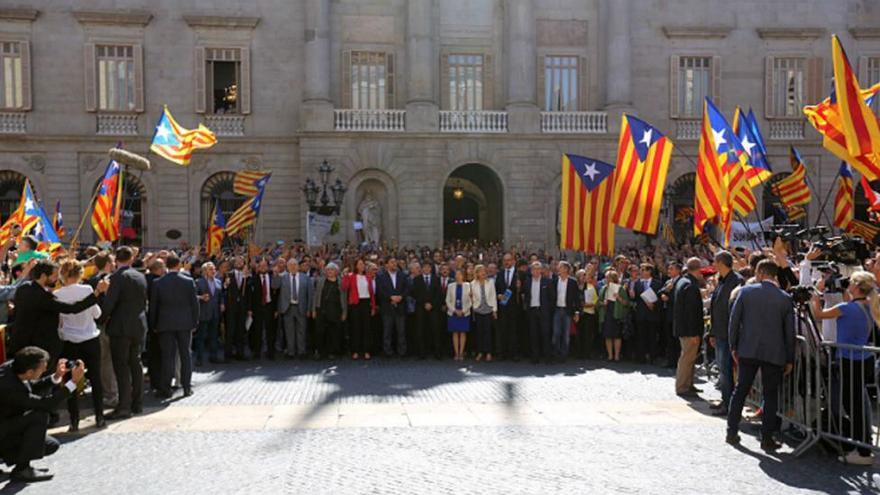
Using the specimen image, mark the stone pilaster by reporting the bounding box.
[505,0,539,133]
[301,0,333,131]
[405,0,438,132]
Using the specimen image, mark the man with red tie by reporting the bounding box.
[247,259,277,360]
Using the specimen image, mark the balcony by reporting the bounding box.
[440,110,508,133]
[97,113,138,135]
[540,111,607,134]
[333,109,405,132]
[768,119,805,140]
[0,112,26,134]
[205,115,246,137]
[674,119,701,140]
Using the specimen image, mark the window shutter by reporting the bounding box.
[385,51,395,109]
[578,56,588,111]
[84,42,97,112]
[341,50,352,108]
[711,55,721,106]
[194,46,206,113]
[133,43,144,113]
[239,46,251,114]
[482,53,494,110]
[764,56,775,119]
[536,55,545,109]
[807,56,824,106]
[20,40,32,110]
[858,56,869,86]
[669,55,680,119]
[440,53,450,110]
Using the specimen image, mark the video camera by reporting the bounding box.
[767,224,870,266]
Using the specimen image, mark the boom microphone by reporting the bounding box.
[108,148,151,171]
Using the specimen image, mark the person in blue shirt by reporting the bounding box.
[812,270,880,466]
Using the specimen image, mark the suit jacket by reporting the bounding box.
[195,276,223,322]
[0,362,71,437]
[632,278,663,322]
[10,280,99,355]
[224,270,248,309]
[495,267,520,312]
[660,275,680,324]
[311,276,348,320]
[520,276,553,316]
[673,274,703,338]
[102,266,148,339]
[548,276,580,316]
[376,270,410,315]
[469,279,498,313]
[247,272,276,312]
[274,271,313,316]
[709,271,744,339]
[412,273,443,311]
[729,281,795,367]
[445,281,473,316]
[148,271,200,332]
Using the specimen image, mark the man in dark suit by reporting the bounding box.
[0,347,83,482]
[195,261,223,366]
[273,258,313,359]
[224,256,248,360]
[149,255,199,398]
[411,260,442,359]
[144,258,167,392]
[630,263,664,364]
[548,261,580,362]
[709,251,744,416]
[101,246,148,419]
[659,262,682,368]
[247,259,277,360]
[673,258,705,397]
[521,261,553,364]
[376,257,409,357]
[495,253,521,360]
[437,263,453,358]
[727,259,795,451]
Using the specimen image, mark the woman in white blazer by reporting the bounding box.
[446,270,473,361]
[469,264,497,362]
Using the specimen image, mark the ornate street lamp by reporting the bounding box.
[303,160,346,215]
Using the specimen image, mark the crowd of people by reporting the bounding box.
[0,233,879,481]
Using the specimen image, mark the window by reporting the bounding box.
[206,48,241,114]
[448,54,484,111]
[0,42,24,110]
[771,57,804,118]
[201,172,246,241]
[678,56,711,117]
[350,51,388,109]
[543,56,578,111]
[96,45,136,112]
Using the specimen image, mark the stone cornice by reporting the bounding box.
[73,10,153,27]
[850,27,880,40]
[183,15,260,29]
[662,25,733,39]
[756,27,825,40]
[0,8,39,22]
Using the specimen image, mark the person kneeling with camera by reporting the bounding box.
[0,346,85,482]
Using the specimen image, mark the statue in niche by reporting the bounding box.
[358,193,382,245]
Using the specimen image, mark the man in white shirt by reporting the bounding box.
[522,261,551,364]
[274,259,313,358]
[550,261,579,362]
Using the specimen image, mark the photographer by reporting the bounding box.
[811,270,879,466]
[0,346,85,482]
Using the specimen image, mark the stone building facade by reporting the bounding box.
[1,0,880,249]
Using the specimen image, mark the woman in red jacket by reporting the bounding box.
[342,258,376,360]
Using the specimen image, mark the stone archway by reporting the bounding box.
[443,164,503,243]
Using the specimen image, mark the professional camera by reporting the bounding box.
[812,261,851,294]
[788,285,816,305]
[810,235,870,265]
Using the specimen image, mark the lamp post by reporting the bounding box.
[302,160,346,215]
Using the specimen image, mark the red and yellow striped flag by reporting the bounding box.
[205,202,226,256]
[150,106,217,166]
[834,162,854,231]
[831,35,880,167]
[560,154,616,256]
[771,147,812,208]
[225,189,264,236]
[0,181,31,246]
[233,170,271,197]
[91,159,123,243]
[848,219,880,242]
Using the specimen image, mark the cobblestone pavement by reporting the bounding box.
[0,360,875,494]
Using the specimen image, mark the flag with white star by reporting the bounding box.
[732,107,772,186]
[150,106,217,166]
[560,153,616,256]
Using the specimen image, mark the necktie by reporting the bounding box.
[208,279,214,296]
[236,271,242,288]
[263,274,270,304]
[425,275,430,286]
[507,269,511,286]
[291,274,297,304]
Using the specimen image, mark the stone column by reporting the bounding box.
[302,0,333,131]
[505,0,539,133]
[405,0,438,132]
[603,0,634,131]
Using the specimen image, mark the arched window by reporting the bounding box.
[670,172,695,242]
[201,172,246,240]
[762,173,806,225]
[0,170,28,221]
[92,173,146,246]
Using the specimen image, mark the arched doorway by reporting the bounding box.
[443,164,503,243]
[670,173,695,243]
[0,170,27,220]
[201,172,248,245]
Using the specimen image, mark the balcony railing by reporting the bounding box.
[540,111,607,133]
[439,110,508,133]
[768,119,805,140]
[205,115,245,137]
[334,109,405,132]
[674,119,701,140]
[0,112,26,134]
[97,113,138,135]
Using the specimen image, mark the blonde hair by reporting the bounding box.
[605,270,620,284]
[850,270,880,326]
[59,260,83,282]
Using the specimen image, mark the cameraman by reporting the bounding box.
[811,271,878,466]
[0,346,85,482]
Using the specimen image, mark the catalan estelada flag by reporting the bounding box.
[560,154,616,256]
[732,107,772,187]
[610,114,673,235]
[848,219,880,243]
[771,146,812,208]
[29,199,61,253]
[831,35,880,167]
[17,181,40,238]
[91,159,123,243]
[233,170,272,197]
[834,162,854,231]
[226,187,265,236]
[52,200,65,238]
[150,106,217,166]
[205,201,226,256]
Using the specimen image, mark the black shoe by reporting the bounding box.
[709,402,723,410]
[68,421,79,433]
[209,358,223,364]
[95,416,107,429]
[132,404,143,414]
[106,410,132,421]
[725,433,741,445]
[711,408,729,417]
[195,360,203,367]
[183,388,194,397]
[761,438,782,452]
[48,412,60,427]
[11,466,53,482]
[155,390,172,399]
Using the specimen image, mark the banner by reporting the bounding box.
[728,217,773,249]
[306,211,335,246]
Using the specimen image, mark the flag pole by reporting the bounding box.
[813,172,840,231]
[68,179,105,251]
[801,168,835,228]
